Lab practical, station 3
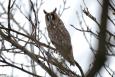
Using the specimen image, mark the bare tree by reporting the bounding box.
[0,0,115,77]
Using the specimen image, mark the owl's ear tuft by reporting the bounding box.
[43,10,47,14]
[52,8,57,13]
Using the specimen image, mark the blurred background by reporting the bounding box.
[0,0,115,77]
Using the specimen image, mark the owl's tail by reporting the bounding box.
[67,58,84,77]
[67,56,75,66]
[66,50,84,77]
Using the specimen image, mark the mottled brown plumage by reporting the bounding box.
[44,8,75,65]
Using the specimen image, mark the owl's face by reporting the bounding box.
[44,8,59,26]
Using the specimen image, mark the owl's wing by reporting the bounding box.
[57,19,72,46]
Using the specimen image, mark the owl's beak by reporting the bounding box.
[47,15,53,22]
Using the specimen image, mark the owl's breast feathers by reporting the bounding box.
[47,20,75,65]
[47,19,71,45]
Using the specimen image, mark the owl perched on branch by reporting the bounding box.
[44,8,75,65]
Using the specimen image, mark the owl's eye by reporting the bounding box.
[47,14,55,22]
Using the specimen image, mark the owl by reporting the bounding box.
[44,8,75,65]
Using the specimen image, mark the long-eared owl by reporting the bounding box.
[44,8,75,65]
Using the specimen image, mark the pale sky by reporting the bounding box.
[0,0,115,77]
